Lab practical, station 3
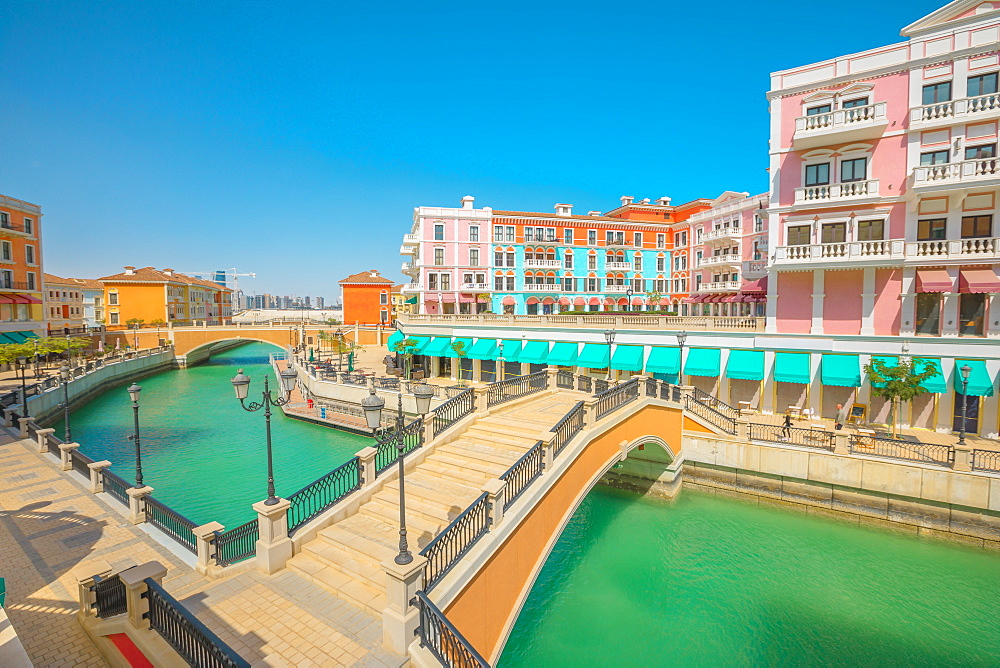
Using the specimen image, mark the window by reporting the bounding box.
[110,312,120,325]
[0,212,8,228]
[588,230,597,246]
[959,293,986,337]
[469,226,479,242]
[840,157,867,182]
[494,276,504,290]
[506,251,515,267]
[26,272,35,290]
[806,104,832,116]
[805,163,830,186]
[563,277,575,291]
[505,276,515,291]
[857,219,884,241]
[109,292,119,305]
[632,278,644,292]
[494,251,503,267]
[545,228,556,242]
[821,222,846,244]
[564,253,573,269]
[922,81,952,105]
[656,256,665,271]
[917,218,946,240]
[754,215,764,232]
[428,274,438,290]
[25,245,34,264]
[434,248,444,265]
[962,215,992,238]
[564,228,574,244]
[434,224,444,241]
[0,241,10,261]
[380,292,388,304]
[440,274,450,290]
[656,233,666,249]
[965,143,997,160]
[494,226,504,241]
[587,278,598,292]
[842,97,869,108]
[675,231,687,247]
[588,255,597,270]
[633,255,642,271]
[920,150,950,165]
[506,227,515,242]
[469,248,479,266]
[787,225,812,246]
[633,232,642,247]
[23,218,32,235]
[967,72,998,98]
[524,227,534,241]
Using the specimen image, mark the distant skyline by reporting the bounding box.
[1,0,943,294]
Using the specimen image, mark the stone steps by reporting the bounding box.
[287,554,386,616]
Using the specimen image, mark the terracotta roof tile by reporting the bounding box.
[339,270,394,285]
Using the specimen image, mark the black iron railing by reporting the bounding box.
[684,395,737,434]
[287,457,363,535]
[576,375,592,393]
[214,519,259,567]
[556,370,575,389]
[421,492,491,591]
[143,578,250,668]
[748,423,835,451]
[644,377,658,397]
[500,442,544,510]
[102,469,131,507]
[594,379,640,420]
[91,573,127,618]
[692,387,740,420]
[660,382,683,403]
[433,389,476,438]
[484,371,547,408]
[551,402,585,458]
[374,417,425,474]
[48,431,64,457]
[70,447,95,477]
[848,434,954,467]
[594,378,609,394]
[144,496,198,554]
[372,376,400,391]
[413,591,489,668]
[972,449,1000,473]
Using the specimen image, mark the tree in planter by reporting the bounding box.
[450,340,469,386]
[150,318,166,342]
[391,337,420,381]
[125,318,145,349]
[645,290,662,313]
[863,357,939,438]
[476,293,492,314]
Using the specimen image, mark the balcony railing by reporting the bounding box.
[773,238,1000,265]
[401,283,420,292]
[604,261,633,270]
[0,222,33,237]
[698,253,741,267]
[910,93,1000,124]
[525,283,561,292]
[792,102,888,148]
[0,279,33,291]
[401,262,416,273]
[702,227,742,242]
[912,158,1000,189]
[604,284,633,293]
[460,283,489,291]
[524,259,562,268]
[400,313,766,332]
[400,244,416,254]
[698,280,742,292]
[402,233,419,244]
[793,179,879,204]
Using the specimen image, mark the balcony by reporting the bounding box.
[524,259,563,268]
[698,253,741,268]
[792,102,888,149]
[772,238,1000,266]
[904,237,1000,262]
[605,284,633,293]
[401,262,417,275]
[400,244,416,254]
[526,283,562,292]
[911,158,1000,193]
[702,227,742,243]
[401,233,419,245]
[400,313,766,332]
[0,222,34,239]
[401,283,420,293]
[698,280,742,293]
[773,240,903,266]
[0,279,35,291]
[793,179,880,205]
[460,283,490,291]
[605,262,633,270]
[909,93,1000,129]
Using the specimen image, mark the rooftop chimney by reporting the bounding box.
[640,198,651,205]
[656,197,672,206]
[461,195,475,209]
[620,196,634,206]
[587,210,602,216]
[555,203,573,216]
[123,266,135,275]
[370,269,379,277]
[162,268,173,276]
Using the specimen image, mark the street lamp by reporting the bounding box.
[16,356,29,418]
[361,381,434,564]
[230,365,299,505]
[958,364,972,446]
[604,329,616,382]
[336,328,344,372]
[59,364,72,441]
[32,339,41,378]
[625,286,633,313]
[127,383,144,487]
[676,332,687,386]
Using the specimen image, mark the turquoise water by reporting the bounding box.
[500,486,1000,667]
[65,342,371,527]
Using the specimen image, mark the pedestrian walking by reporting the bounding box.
[782,412,792,439]
[835,403,849,430]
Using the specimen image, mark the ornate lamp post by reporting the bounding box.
[59,364,72,441]
[230,365,299,505]
[336,328,344,372]
[362,382,434,565]
[127,383,144,487]
[625,286,633,313]
[676,332,687,386]
[16,356,29,418]
[604,329,616,382]
[32,339,41,378]
[958,364,972,446]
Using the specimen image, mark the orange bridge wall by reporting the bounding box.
[444,404,708,661]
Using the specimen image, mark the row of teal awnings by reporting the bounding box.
[0,330,39,344]
[386,332,994,395]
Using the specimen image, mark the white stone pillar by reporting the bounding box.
[953,445,973,472]
[253,498,293,575]
[808,353,823,418]
[761,350,776,414]
[192,522,223,575]
[988,293,1000,339]
[382,554,428,655]
[941,266,960,336]
[87,460,112,493]
[833,432,849,455]
[810,269,825,335]
[2,408,16,427]
[58,441,80,471]
[35,427,54,454]
[74,560,113,618]
[482,479,507,528]
[422,411,437,444]
[18,416,31,438]
[357,446,378,486]
[860,267,876,336]
[126,486,154,524]
[118,561,168,630]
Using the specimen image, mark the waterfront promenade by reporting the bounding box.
[0,429,402,667]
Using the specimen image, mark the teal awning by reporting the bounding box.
[499,340,523,363]
[446,338,473,358]
[421,337,454,357]
[645,347,680,374]
[405,336,431,354]
[519,341,550,364]
[3,331,27,343]
[467,338,497,360]
[404,296,418,304]
[726,350,764,381]
[955,359,994,396]
[577,343,610,369]
[546,342,579,366]
[610,345,644,371]
[867,355,897,389]
[822,354,861,387]
[21,331,38,340]
[774,352,811,384]
[917,358,946,394]
[684,348,720,377]
[0,333,21,344]
[386,330,404,349]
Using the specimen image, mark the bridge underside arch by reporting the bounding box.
[180,337,288,358]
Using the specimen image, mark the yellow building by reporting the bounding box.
[98,266,232,328]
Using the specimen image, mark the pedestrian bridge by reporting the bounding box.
[240,366,727,666]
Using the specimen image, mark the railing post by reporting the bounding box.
[735,417,749,440]
[2,408,15,428]
[118,561,167,630]
[252,497,293,575]
[357,446,378,485]
[833,432,849,455]
[192,522,223,575]
[17,416,31,438]
[58,441,80,471]
[953,444,973,472]
[583,397,599,427]
[35,427,55,454]
[74,560,113,618]
[482,479,507,528]
[87,460,112,493]
[546,367,559,390]
[422,410,437,444]
[381,554,428,655]
[476,387,490,415]
[126,485,155,524]
[540,432,556,470]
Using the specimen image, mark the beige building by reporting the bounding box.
[43,274,87,335]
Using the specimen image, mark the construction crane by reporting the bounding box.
[179,268,256,314]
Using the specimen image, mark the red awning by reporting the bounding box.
[959,268,1000,293]
[558,297,571,305]
[589,297,601,306]
[542,297,556,305]
[526,297,540,305]
[458,294,476,303]
[659,298,671,306]
[424,294,440,301]
[574,297,586,306]
[9,295,31,304]
[603,298,616,305]
[440,293,457,303]
[501,296,516,305]
[617,298,628,305]
[916,269,953,293]
[0,294,15,304]
[631,297,644,306]
[741,277,768,293]
[723,295,740,303]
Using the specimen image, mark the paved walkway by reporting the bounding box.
[0,431,404,667]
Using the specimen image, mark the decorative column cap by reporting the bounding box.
[125,485,154,499]
[58,441,81,452]
[118,561,168,587]
[72,559,113,586]
[88,460,113,471]
[481,478,507,496]
[356,446,378,461]
[193,521,225,540]
[36,427,55,435]
[252,497,290,515]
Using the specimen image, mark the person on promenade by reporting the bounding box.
[782,412,792,439]
[835,403,849,430]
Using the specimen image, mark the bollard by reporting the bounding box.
[87,460,112,493]
[58,442,80,471]
[192,522,224,575]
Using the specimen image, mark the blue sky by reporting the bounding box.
[0,0,943,298]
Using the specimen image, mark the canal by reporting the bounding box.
[499,486,1000,666]
[66,341,371,527]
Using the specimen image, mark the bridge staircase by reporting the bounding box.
[287,391,588,615]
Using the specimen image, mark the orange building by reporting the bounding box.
[0,194,45,339]
[339,270,395,325]
[98,266,233,328]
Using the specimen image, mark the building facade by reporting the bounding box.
[339,270,395,325]
[0,195,45,338]
[98,266,232,327]
[42,274,87,334]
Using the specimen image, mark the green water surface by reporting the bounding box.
[500,486,1000,667]
[65,342,370,527]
